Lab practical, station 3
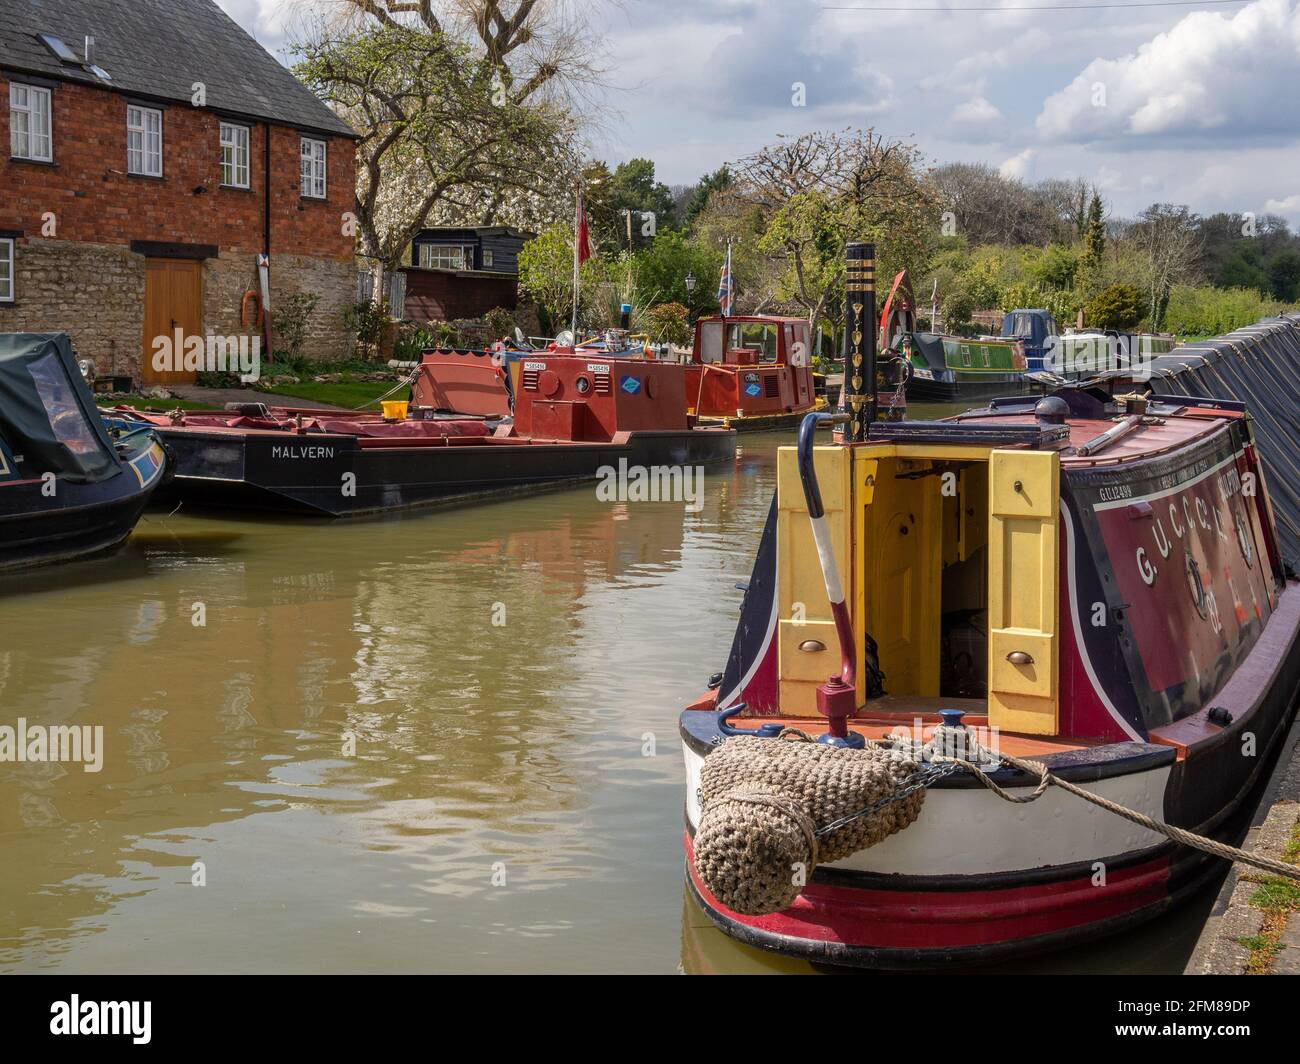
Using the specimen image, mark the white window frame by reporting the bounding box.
[219,122,250,189]
[300,137,327,199]
[0,238,14,303]
[10,83,53,162]
[481,248,493,268]
[419,245,471,271]
[126,104,163,177]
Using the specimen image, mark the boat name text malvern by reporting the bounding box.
[271,445,336,460]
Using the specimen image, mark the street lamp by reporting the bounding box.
[685,271,696,296]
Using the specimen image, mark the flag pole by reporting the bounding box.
[571,185,581,342]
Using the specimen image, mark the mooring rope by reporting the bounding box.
[949,747,1300,882]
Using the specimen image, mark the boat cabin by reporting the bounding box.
[686,315,816,418]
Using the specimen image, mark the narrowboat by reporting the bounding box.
[107,351,735,517]
[880,271,1033,402]
[0,333,168,571]
[679,244,1300,968]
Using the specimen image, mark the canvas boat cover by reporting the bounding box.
[1146,313,1300,574]
[0,333,120,483]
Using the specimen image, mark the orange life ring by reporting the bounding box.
[240,289,262,328]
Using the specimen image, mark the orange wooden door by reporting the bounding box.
[142,258,203,385]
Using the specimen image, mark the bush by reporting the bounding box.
[483,306,517,342]
[645,302,692,346]
[271,292,319,360]
[344,299,389,355]
[1085,284,1143,329]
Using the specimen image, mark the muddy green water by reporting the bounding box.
[0,413,1223,973]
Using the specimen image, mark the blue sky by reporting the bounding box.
[216,0,1300,224]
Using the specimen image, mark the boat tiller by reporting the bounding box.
[796,410,864,748]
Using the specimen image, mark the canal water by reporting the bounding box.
[0,408,1224,973]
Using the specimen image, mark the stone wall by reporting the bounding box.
[0,238,354,378]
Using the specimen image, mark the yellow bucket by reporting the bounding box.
[381,400,409,421]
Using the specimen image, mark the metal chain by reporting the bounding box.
[814,759,959,838]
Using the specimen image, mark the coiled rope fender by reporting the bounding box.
[693,736,926,916]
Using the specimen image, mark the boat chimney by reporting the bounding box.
[843,242,876,441]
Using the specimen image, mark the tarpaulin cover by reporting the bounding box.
[0,333,119,483]
[1148,314,1300,574]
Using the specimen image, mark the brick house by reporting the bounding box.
[399,226,534,323]
[0,0,358,385]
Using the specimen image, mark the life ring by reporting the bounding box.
[240,289,262,328]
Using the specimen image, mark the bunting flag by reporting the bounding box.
[717,244,733,316]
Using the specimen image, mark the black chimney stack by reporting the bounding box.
[843,241,876,441]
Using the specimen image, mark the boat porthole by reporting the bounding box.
[1235,512,1254,568]
[575,375,591,394]
[1185,551,1208,618]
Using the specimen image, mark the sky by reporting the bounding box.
[215,0,1300,225]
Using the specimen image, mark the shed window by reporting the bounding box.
[0,238,13,302]
[10,83,53,162]
[300,137,327,198]
[482,249,493,268]
[127,105,163,176]
[419,245,471,271]
[220,123,250,188]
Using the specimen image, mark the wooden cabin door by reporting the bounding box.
[142,258,203,386]
[987,449,1060,735]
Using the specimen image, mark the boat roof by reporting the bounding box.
[697,315,808,326]
[0,333,120,483]
[955,408,1232,467]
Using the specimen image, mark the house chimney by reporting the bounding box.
[84,36,94,66]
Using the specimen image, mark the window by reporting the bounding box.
[127,105,163,176]
[220,122,250,188]
[481,249,493,268]
[300,137,327,198]
[10,83,52,162]
[419,245,470,271]
[0,238,13,303]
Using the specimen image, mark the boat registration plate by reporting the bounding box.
[524,361,547,371]
[586,363,610,374]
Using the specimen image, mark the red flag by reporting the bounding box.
[576,192,592,265]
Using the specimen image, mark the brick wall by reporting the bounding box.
[0,75,358,372]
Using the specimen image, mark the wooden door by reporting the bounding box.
[987,449,1060,735]
[141,258,203,386]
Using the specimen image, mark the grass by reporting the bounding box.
[254,380,407,410]
[97,395,217,412]
[1234,817,1300,974]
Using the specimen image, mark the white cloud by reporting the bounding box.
[1266,193,1300,213]
[998,148,1036,180]
[952,96,1002,124]
[1036,0,1300,144]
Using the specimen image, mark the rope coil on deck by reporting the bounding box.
[693,730,1300,918]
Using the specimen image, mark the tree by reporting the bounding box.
[604,158,677,249]
[1085,284,1142,329]
[629,230,722,315]
[1082,193,1106,272]
[930,163,1064,246]
[517,222,603,333]
[735,129,940,343]
[1128,204,1202,330]
[645,303,692,346]
[683,165,733,227]
[1267,249,1300,302]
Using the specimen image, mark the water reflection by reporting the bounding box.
[0,443,777,972]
